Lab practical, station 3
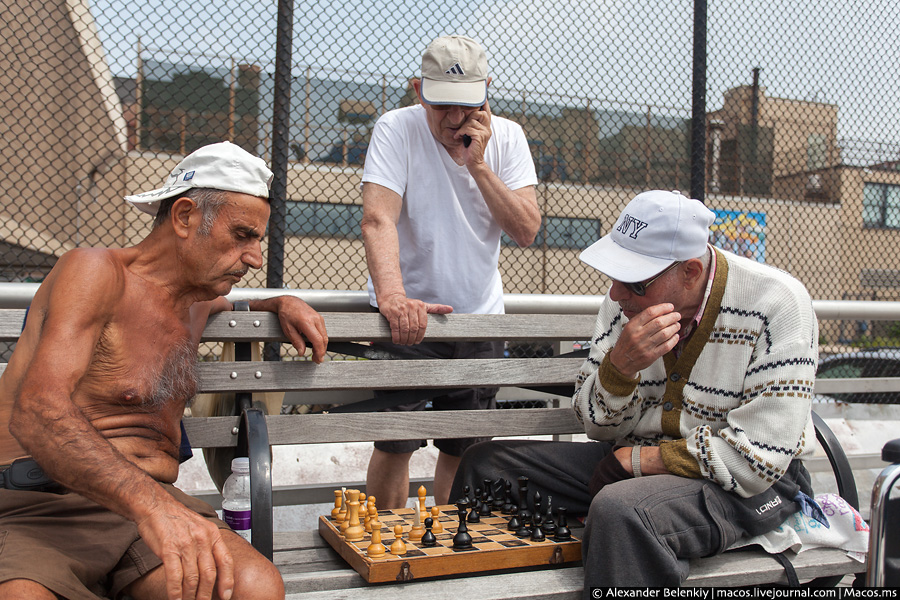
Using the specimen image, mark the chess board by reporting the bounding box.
[318,505,582,583]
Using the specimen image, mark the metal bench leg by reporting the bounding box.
[238,405,273,560]
[866,438,900,587]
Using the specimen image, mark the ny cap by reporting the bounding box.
[579,190,715,282]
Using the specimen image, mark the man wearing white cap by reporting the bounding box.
[450,190,819,588]
[0,141,327,600]
[361,35,541,508]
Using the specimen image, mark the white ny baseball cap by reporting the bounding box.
[420,35,488,107]
[125,141,273,216]
[579,190,715,283]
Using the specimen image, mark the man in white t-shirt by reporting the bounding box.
[360,35,541,508]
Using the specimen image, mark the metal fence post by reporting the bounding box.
[265,0,295,362]
[690,0,707,203]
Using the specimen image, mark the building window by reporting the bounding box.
[285,201,362,239]
[863,183,900,228]
[503,216,601,249]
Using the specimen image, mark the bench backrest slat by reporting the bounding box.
[182,408,584,447]
[197,357,584,393]
[202,312,596,342]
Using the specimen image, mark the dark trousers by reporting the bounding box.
[450,439,809,592]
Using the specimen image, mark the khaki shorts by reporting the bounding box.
[0,484,229,600]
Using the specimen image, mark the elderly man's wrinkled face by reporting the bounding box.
[186,192,270,297]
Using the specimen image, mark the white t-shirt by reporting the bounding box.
[361,105,538,314]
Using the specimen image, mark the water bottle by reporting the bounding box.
[222,457,252,543]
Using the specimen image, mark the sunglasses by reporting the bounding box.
[620,262,681,296]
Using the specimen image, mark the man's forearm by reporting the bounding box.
[467,162,540,247]
[361,220,406,303]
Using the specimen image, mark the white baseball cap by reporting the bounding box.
[125,141,274,216]
[420,35,488,107]
[580,190,715,282]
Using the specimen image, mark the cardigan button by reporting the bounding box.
[663,402,674,411]
[669,373,681,382]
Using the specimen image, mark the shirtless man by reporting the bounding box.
[0,142,327,600]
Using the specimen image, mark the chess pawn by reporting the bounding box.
[502,480,514,514]
[359,493,368,529]
[507,505,521,532]
[515,507,532,539]
[530,523,546,542]
[366,518,386,558]
[390,525,407,555]
[331,490,343,521]
[365,501,378,533]
[421,517,437,547]
[430,506,444,534]
[554,507,572,541]
[478,485,492,516]
[343,489,366,542]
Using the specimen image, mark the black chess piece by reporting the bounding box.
[542,495,556,535]
[478,485,492,516]
[554,507,572,541]
[463,485,471,504]
[530,522,546,542]
[502,480,514,514]
[468,488,482,523]
[453,500,473,549]
[532,510,543,531]
[492,478,506,510]
[517,476,531,522]
[506,504,520,531]
[514,507,532,538]
[532,490,542,520]
[421,517,437,547]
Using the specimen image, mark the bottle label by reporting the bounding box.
[223,509,252,543]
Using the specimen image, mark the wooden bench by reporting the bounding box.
[0,307,870,594]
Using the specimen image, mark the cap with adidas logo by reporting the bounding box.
[420,35,488,107]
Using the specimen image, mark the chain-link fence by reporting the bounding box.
[3,0,900,352]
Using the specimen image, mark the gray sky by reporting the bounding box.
[92,0,899,144]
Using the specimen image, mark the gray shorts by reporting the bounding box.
[0,484,229,600]
[372,340,503,456]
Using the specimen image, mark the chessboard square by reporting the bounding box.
[450,545,479,552]
[403,548,426,557]
[474,541,505,550]
[436,533,454,540]
[498,539,529,548]
[469,536,491,544]
[479,528,504,536]
[421,547,449,555]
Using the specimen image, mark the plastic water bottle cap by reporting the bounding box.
[231,457,250,474]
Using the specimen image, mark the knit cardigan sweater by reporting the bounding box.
[573,248,818,498]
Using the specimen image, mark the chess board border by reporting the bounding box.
[318,505,582,583]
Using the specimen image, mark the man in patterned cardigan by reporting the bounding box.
[450,190,819,589]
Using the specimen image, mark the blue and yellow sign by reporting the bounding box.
[710,210,766,263]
